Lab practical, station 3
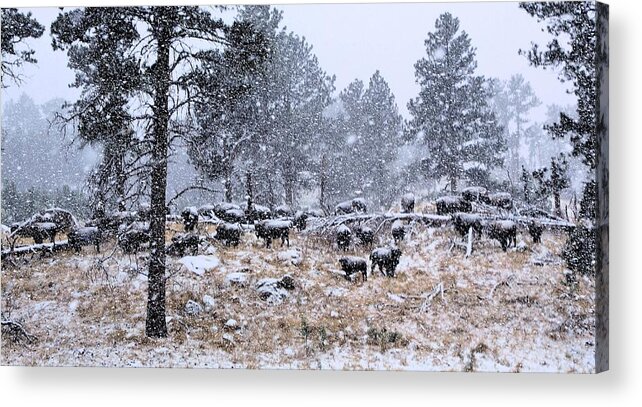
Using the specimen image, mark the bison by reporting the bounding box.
[435,196,472,215]
[452,213,483,238]
[255,220,292,248]
[118,228,150,253]
[401,193,415,213]
[354,225,374,247]
[334,200,354,215]
[338,256,368,281]
[486,220,517,251]
[336,224,352,251]
[214,222,242,247]
[351,198,367,214]
[391,220,406,243]
[370,247,402,277]
[274,204,293,217]
[527,220,543,244]
[181,206,199,232]
[293,210,308,231]
[245,204,271,223]
[68,226,102,253]
[166,233,199,256]
[461,186,488,203]
[485,192,513,210]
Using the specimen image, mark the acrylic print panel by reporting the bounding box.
[0,1,608,372]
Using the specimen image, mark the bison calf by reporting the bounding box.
[181,207,199,232]
[370,247,402,277]
[528,220,543,244]
[401,193,415,213]
[293,211,308,231]
[391,220,406,243]
[354,225,374,247]
[167,233,199,256]
[338,256,368,281]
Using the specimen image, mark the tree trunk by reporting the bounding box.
[554,190,561,217]
[449,174,458,193]
[115,149,127,211]
[319,155,327,211]
[224,170,233,203]
[145,20,171,339]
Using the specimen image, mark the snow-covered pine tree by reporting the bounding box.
[52,6,251,338]
[187,5,276,203]
[1,8,44,87]
[490,74,540,178]
[336,71,403,209]
[408,12,504,192]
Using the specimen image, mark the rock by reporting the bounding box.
[222,333,234,344]
[256,278,289,304]
[516,240,528,252]
[277,248,302,265]
[278,274,295,290]
[224,318,238,330]
[185,300,203,315]
[225,272,249,287]
[202,294,216,311]
[330,310,339,318]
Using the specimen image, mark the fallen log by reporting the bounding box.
[1,240,70,259]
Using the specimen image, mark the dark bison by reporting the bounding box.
[68,226,102,253]
[255,220,292,248]
[452,213,483,238]
[370,247,402,277]
[213,202,241,219]
[461,186,488,203]
[306,209,325,218]
[527,220,543,244]
[181,207,199,232]
[334,200,354,215]
[221,208,245,224]
[401,193,415,213]
[351,198,367,213]
[214,222,242,247]
[118,228,150,253]
[274,204,293,218]
[136,203,151,221]
[198,204,216,219]
[336,224,352,251]
[338,256,368,281]
[486,220,517,251]
[11,222,58,245]
[293,211,308,231]
[166,233,199,256]
[354,225,374,247]
[391,220,406,243]
[485,192,513,210]
[245,204,272,223]
[435,196,472,215]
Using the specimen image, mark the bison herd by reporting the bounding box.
[4,187,550,287]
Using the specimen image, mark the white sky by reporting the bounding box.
[2,2,576,122]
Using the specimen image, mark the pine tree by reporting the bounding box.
[408,13,504,192]
[1,8,44,87]
[52,6,250,338]
[490,74,540,177]
[337,71,403,208]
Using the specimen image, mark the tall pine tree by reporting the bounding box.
[408,13,504,192]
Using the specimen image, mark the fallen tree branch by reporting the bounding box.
[419,282,445,312]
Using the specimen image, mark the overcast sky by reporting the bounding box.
[2,2,575,122]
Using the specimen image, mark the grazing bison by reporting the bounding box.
[39,208,79,235]
[354,225,374,247]
[435,196,472,215]
[274,204,293,217]
[214,222,242,247]
[293,211,308,231]
[213,202,241,219]
[166,233,199,256]
[528,220,543,244]
[486,220,517,251]
[68,227,102,253]
[461,186,488,203]
[401,193,415,213]
[336,224,352,251]
[338,256,368,281]
[486,192,513,210]
[391,220,406,243]
[255,220,292,248]
[181,206,199,232]
[452,213,483,238]
[370,247,402,277]
[11,222,58,245]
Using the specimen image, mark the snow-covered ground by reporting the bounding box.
[1,223,595,372]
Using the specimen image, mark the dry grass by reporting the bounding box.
[1,222,595,371]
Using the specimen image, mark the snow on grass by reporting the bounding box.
[1,226,596,372]
[179,255,220,276]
